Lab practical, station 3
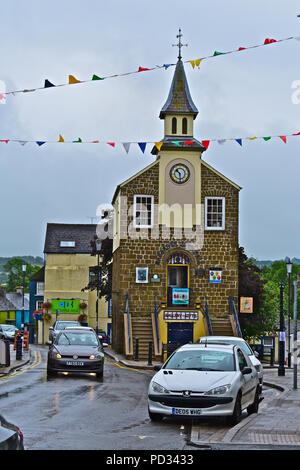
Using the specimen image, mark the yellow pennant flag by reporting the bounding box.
[69,75,81,84]
[248,137,257,140]
[58,134,64,142]
[195,58,202,68]
[155,142,163,151]
[189,60,196,69]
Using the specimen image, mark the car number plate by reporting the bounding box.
[172,408,202,416]
[66,361,84,366]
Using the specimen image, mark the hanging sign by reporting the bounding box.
[51,299,80,314]
[240,297,253,313]
[172,288,189,305]
[209,270,222,284]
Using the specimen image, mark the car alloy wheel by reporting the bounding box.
[228,392,242,426]
[148,407,163,422]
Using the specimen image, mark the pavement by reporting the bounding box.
[2,344,300,449]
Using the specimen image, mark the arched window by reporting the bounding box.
[172,117,177,134]
[167,252,189,265]
[182,118,188,134]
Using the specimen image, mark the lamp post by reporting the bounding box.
[95,238,102,336]
[278,283,286,376]
[22,264,27,328]
[286,257,293,368]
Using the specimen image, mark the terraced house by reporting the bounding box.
[111,49,242,360]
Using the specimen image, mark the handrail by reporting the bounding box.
[123,294,133,356]
[126,294,131,351]
[229,296,243,338]
[204,296,213,336]
[152,295,162,355]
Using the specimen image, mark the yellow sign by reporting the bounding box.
[23,331,29,351]
[240,297,253,313]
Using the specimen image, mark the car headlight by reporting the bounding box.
[206,384,231,395]
[56,353,62,359]
[151,381,170,394]
[255,365,261,373]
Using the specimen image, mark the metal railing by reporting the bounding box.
[229,296,243,338]
[203,296,213,336]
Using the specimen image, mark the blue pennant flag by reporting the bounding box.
[138,142,146,153]
[36,141,46,146]
[235,139,243,146]
[44,79,55,88]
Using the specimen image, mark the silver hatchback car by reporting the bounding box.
[148,343,260,425]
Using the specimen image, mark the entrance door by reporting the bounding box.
[167,265,188,306]
[167,322,194,354]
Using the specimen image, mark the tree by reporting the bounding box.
[238,247,278,340]
[82,238,113,301]
[3,258,41,292]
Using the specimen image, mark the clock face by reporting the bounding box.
[169,163,190,184]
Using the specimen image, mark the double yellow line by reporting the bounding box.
[0,350,42,381]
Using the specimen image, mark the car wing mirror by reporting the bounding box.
[241,367,252,375]
[153,365,162,371]
[46,341,52,346]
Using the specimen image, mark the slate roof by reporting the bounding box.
[30,266,45,282]
[44,224,97,254]
[6,293,29,310]
[159,59,198,119]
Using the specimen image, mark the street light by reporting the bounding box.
[278,283,285,376]
[21,264,26,328]
[90,236,102,335]
[286,257,293,368]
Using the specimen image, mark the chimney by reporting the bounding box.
[16,287,23,296]
[0,285,6,298]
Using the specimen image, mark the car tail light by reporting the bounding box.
[15,426,23,441]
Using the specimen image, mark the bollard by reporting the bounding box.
[16,335,23,361]
[134,338,139,361]
[148,340,153,366]
[270,347,274,367]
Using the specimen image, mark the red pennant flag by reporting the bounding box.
[292,132,300,135]
[202,140,210,149]
[279,136,287,143]
[92,140,99,143]
[107,142,115,147]
[0,139,9,143]
[185,140,194,145]
[264,38,277,44]
[238,47,246,51]
[138,66,150,72]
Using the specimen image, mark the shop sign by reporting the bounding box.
[51,299,80,314]
[163,311,199,320]
[23,331,29,350]
[209,270,222,283]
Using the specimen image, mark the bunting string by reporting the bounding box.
[0,35,298,99]
[1,130,300,151]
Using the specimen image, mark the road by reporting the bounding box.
[0,345,279,451]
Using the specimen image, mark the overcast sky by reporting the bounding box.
[0,0,300,260]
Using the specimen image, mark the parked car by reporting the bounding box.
[49,320,81,342]
[0,324,19,342]
[148,343,259,425]
[97,330,108,347]
[197,336,263,393]
[46,327,104,378]
[0,415,24,450]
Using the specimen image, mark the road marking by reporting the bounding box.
[0,350,42,381]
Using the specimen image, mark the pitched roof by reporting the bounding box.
[30,266,45,282]
[6,293,29,310]
[44,224,97,254]
[159,59,198,119]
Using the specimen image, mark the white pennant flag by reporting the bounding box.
[122,142,131,154]
[19,141,27,146]
[217,139,226,145]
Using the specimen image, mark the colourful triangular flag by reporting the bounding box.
[279,136,287,143]
[138,66,150,72]
[0,139,9,143]
[189,60,196,69]
[69,75,81,84]
[263,137,271,141]
[264,38,277,44]
[58,134,64,142]
[201,140,210,149]
[185,140,194,145]
[44,79,55,88]
[248,137,257,140]
[36,141,46,146]
[195,58,202,68]
[163,64,172,69]
[171,141,180,146]
[238,47,246,51]
[92,140,99,143]
[138,142,147,153]
[92,74,104,81]
[292,131,300,135]
[217,139,226,145]
[122,142,131,154]
[107,142,115,147]
[213,51,225,56]
[73,138,82,143]
[18,141,27,146]
[235,139,242,146]
[155,142,163,151]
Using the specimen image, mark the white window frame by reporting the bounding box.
[205,197,225,230]
[133,195,154,229]
[36,300,44,310]
[36,282,44,295]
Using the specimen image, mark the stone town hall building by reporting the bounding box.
[111,50,241,360]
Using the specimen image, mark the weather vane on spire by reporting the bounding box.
[172,28,188,60]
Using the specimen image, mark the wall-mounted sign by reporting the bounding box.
[51,299,81,314]
[136,267,148,283]
[172,288,189,305]
[240,297,253,313]
[209,270,222,284]
[163,311,199,320]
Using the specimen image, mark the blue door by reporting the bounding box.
[167,322,193,348]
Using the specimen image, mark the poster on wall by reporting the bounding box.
[209,270,222,284]
[136,267,148,283]
[240,297,253,313]
[172,288,189,305]
[51,299,80,314]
